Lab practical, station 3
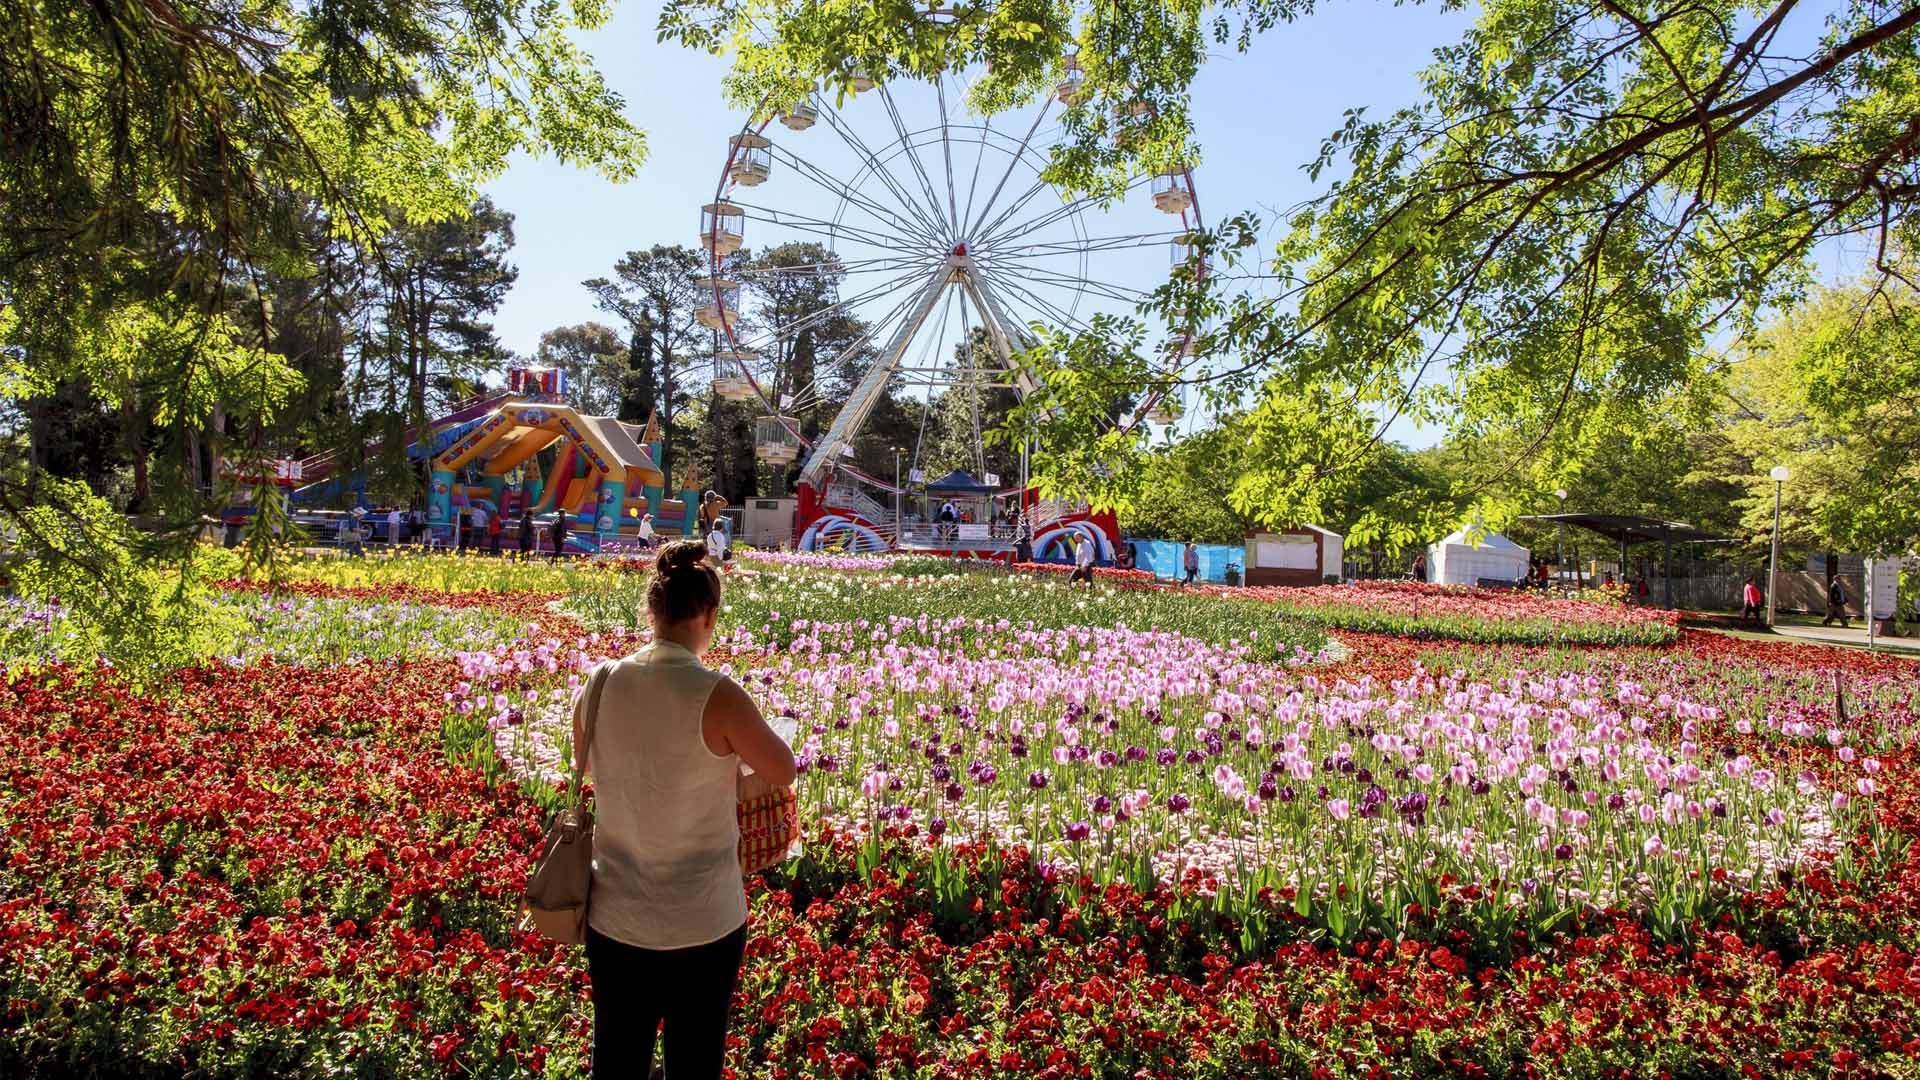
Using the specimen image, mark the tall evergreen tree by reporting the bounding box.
[586,246,710,485]
[535,323,628,418]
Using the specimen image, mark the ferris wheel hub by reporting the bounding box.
[951,242,968,256]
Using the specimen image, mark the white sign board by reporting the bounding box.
[955,523,990,542]
[982,472,1000,487]
[1869,558,1901,620]
[1252,532,1317,570]
[909,469,925,484]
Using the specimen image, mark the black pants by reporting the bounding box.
[1823,605,1849,627]
[1068,565,1093,586]
[586,923,746,1079]
[1183,567,1198,585]
[1741,601,1761,622]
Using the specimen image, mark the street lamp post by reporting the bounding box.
[893,448,904,545]
[1767,465,1790,627]
[1554,489,1568,586]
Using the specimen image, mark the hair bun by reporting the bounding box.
[657,539,708,575]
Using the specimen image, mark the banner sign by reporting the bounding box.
[1869,558,1901,620]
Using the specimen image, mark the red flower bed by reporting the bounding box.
[1010,561,1158,584]
[740,833,1920,1078]
[0,663,588,1077]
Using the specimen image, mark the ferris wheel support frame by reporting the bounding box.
[797,251,1035,490]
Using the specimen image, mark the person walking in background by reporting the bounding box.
[1822,575,1851,628]
[706,519,729,567]
[386,507,401,548]
[1411,552,1428,583]
[1068,533,1096,588]
[1741,576,1764,625]
[550,509,569,561]
[518,506,534,558]
[573,540,796,1080]
[470,503,489,554]
[1182,541,1200,586]
[638,512,657,550]
[486,507,502,555]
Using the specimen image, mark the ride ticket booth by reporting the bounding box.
[1243,526,1344,587]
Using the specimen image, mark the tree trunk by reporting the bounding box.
[121,396,151,511]
[210,403,227,492]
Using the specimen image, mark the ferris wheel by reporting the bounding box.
[699,60,1205,550]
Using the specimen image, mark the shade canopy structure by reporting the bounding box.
[1427,528,1530,586]
[1523,513,1737,607]
[923,470,998,495]
[1525,514,1733,546]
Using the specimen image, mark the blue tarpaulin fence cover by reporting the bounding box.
[1127,539,1245,583]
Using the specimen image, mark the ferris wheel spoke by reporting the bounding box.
[980,261,1151,308]
[979,231,1186,258]
[970,173,1058,250]
[729,260,943,354]
[960,110,993,241]
[878,85,953,240]
[727,199,935,257]
[978,173,1155,250]
[936,75,961,237]
[961,100,1052,241]
[732,253,936,279]
[815,97,954,245]
[769,144,946,247]
[982,273,1097,336]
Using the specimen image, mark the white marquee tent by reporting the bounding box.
[1427,528,1530,586]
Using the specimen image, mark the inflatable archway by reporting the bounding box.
[798,514,889,553]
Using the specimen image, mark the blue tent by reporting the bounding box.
[924,469,997,495]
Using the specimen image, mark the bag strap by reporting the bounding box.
[566,660,614,809]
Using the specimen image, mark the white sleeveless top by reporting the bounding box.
[584,641,746,949]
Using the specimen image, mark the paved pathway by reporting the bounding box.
[1765,622,1920,653]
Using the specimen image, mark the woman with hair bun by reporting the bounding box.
[570,539,796,1078]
